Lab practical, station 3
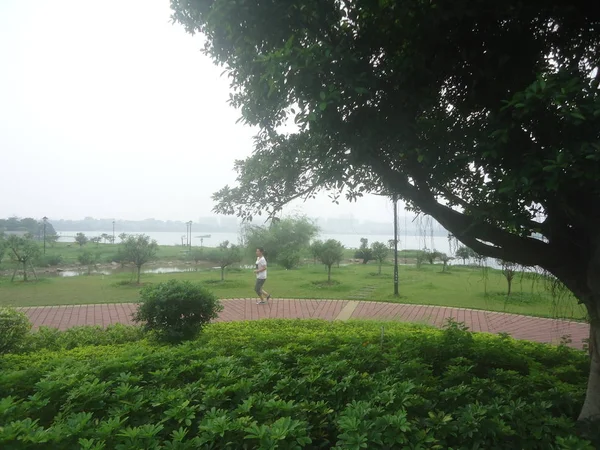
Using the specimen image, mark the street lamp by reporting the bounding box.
[42,216,48,254]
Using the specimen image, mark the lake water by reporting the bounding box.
[57,231,453,253]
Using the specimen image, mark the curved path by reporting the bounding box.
[17,299,589,350]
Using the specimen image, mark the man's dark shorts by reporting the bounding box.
[255,278,266,295]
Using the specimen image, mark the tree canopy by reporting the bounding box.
[171,0,600,421]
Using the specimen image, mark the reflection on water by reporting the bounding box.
[55,266,208,277]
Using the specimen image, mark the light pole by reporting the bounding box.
[112,220,115,244]
[187,221,193,250]
[393,196,399,296]
[42,216,48,254]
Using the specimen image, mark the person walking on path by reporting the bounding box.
[254,247,271,304]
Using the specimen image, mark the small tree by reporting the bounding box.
[318,239,344,283]
[309,240,323,265]
[424,250,442,265]
[90,236,102,247]
[497,259,518,296]
[475,253,488,267]
[46,233,60,247]
[455,246,476,265]
[100,233,110,243]
[354,238,374,264]
[122,234,159,284]
[0,234,6,264]
[78,250,99,275]
[118,233,128,243]
[191,248,204,264]
[6,235,41,281]
[74,232,88,247]
[439,253,453,272]
[207,241,242,281]
[371,241,389,275]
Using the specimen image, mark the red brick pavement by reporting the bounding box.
[17,299,590,349]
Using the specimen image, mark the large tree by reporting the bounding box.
[171,0,600,421]
[242,216,319,269]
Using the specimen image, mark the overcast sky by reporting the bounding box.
[0,0,401,223]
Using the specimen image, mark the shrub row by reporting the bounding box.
[0,320,593,449]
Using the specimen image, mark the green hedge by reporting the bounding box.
[0,320,593,449]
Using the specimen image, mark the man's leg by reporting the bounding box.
[255,279,266,304]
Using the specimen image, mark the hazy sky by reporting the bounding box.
[0,0,400,223]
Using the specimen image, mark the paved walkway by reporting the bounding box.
[17,299,590,349]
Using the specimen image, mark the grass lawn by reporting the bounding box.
[0,262,587,319]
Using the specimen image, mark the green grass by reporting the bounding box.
[0,262,587,319]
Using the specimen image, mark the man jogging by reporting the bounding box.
[254,247,271,304]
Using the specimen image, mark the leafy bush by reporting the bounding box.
[0,307,32,354]
[38,254,63,267]
[0,320,593,448]
[24,324,146,353]
[133,279,223,342]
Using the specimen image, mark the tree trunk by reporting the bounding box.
[137,266,141,284]
[578,294,600,422]
[378,263,382,275]
[507,278,512,296]
[221,267,225,281]
[22,262,27,281]
[327,265,331,283]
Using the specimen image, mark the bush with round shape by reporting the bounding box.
[133,280,222,343]
[0,307,32,354]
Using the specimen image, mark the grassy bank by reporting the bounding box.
[0,262,586,319]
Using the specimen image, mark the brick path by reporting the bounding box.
[17,299,590,349]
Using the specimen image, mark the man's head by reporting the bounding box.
[256,247,264,257]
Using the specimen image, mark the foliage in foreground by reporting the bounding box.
[0,320,594,449]
[0,307,31,354]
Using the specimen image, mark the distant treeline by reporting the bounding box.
[0,217,57,237]
[1,215,449,237]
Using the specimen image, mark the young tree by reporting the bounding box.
[46,233,60,247]
[78,250,99,275]
[90,236,102,247]
[207,241,242,281]
[174,1,600,420]
[6,235,41,281]
[497,260,518,296]
[74,232,88,248]
[371,241,389,275]
[354,238,373,264]
[118,233,128,243]
[424,250,442,265]
[455,246,476,265]
[309,240,323,265]
[0,233,6,264]
[317,239,344,283]
[439,253,453,273]
[100,233,110,244]
[122,234,159,284]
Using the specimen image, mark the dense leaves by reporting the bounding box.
[0,307,31,355]
[0,320,594,448]
[133,280,223,343]
[242,216,319,269]
[170,0,600,419]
